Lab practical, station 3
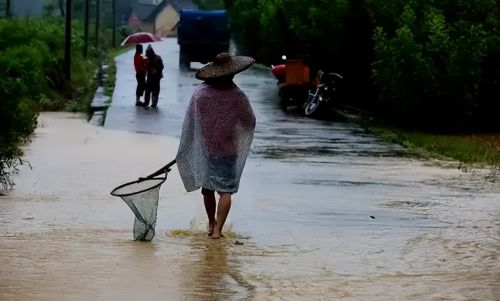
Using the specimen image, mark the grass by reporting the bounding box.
[333,106,500,168]
[104,46,131,97]
[366,125,500,168]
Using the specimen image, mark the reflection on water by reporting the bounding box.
[180,237,255,301]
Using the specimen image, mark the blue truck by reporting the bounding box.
[177,9,230,70]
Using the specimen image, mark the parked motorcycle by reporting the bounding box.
[303,70,343,116]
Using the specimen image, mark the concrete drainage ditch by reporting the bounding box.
[89,62,110,126]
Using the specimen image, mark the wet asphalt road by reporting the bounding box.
[104,38,421,253]
[104,39,500,254]
[101,38,500,299]
[104,38,405,157]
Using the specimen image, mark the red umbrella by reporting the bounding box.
[121,32,161,46]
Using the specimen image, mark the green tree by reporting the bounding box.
[0,18,97,190]
[371,0,500,130]
[226,0,261,56]
[194,0,225,10]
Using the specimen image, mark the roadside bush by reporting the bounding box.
[370,0,500,131]
[0,95,38,190]
[194,0,225,10]
[225,0,262,56]
[228,0,349,66]
[227,0,500,132]
[0,18,98,190]
[0,43,49,97]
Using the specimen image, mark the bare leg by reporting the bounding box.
[212,192,231,239]
[203,191,216,236]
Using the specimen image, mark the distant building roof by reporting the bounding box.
[132,0,197,22]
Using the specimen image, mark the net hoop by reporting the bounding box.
[110,176,167,197]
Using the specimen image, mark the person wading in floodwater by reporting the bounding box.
[176,53,256,239]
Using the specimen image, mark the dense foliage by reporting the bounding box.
[193,0,225,10]
[225,0,500,132]
[0,18,97,189]
[369,0,500,131]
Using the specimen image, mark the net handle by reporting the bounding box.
[141,159,177,181]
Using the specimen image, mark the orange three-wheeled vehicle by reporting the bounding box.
[271,56,314,110]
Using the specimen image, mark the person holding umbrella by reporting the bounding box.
[144,45,164,108]
[134,44,147,106]
[176,53,256,239]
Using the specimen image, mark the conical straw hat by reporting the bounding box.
[195,52,255,80]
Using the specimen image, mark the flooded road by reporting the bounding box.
[1,38,499,300]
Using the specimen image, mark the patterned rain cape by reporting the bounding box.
[176,82,255,193]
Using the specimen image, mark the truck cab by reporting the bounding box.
[177,9,230,70]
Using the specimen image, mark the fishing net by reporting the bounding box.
[110,160,176,241]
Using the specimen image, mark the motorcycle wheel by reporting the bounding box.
[304,93,321,116]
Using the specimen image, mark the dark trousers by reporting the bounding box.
[144,77,161,107]
[135,72,146,97]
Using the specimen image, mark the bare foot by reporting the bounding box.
[207,220,216,236]
[211,230,224,240]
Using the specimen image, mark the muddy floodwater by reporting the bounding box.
[1,39,500,301]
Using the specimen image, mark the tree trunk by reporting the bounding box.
[64,0,72,81]
[112,0,116,47]
[84,0,89,57]
[95,0,100,55]
[6,0,11,17]
[58,0,65,17]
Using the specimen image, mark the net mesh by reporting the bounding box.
[112,178,165,241]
